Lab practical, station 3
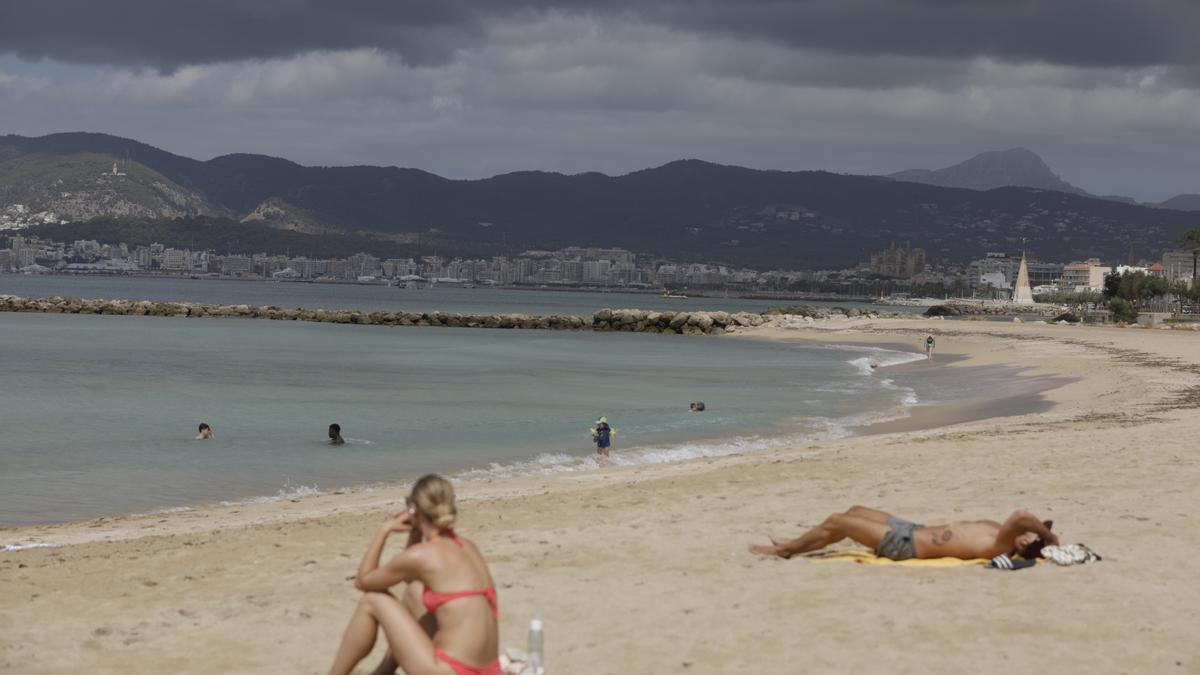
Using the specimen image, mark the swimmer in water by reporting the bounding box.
[592,417,613,457]
[329,423,345,446]
[195,423,213,440]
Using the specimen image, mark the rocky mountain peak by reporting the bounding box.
[889,147,1087,195]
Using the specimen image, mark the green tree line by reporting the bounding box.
[1101,227,1200,322]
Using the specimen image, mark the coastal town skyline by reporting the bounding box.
[4,233,1195,301]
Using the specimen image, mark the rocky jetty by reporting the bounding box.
[0,296,913,335]
[764,305,911,320]
[589,304,911,334]
[591,308,767,335]
[0,295,588,330]
[924,300,1063,318]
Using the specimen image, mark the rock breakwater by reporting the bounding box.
[591,308,768,334]
[0,295,589,330]
[0,295,901,335]
[923,300,1064,318]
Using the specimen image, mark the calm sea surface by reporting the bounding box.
[0,311,927,527]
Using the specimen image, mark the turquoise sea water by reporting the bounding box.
[0,312,926,527]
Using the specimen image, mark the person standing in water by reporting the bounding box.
[195,423,213,440]
[329,423,345,446]
[924,334,936,359]
[592,417,613,458]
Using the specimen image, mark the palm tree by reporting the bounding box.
[1183,228,1200,289]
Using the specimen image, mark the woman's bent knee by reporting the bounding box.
[361,592,402,616]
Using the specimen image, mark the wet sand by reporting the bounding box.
[2,318,1199,674]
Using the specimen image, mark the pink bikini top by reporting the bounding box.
[421,529,498,618]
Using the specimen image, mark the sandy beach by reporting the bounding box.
[3,318,1199,674]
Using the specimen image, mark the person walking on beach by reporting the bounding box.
[329,424,345,446]
[924,334,936,359]
[195,423,213,440]
[327,474,501,675]
[592,417,614,458]
[750,505,1057,561]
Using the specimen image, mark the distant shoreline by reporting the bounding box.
[1,270,882,304]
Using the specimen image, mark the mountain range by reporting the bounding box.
[2,132,1198,269]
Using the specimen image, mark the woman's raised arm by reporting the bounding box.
[354,514,424,592]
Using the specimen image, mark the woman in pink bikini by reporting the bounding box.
[328,474,500,675]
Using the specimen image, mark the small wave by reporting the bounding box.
[220,482,322,506]
[2,542,58,552]
[843,348,926,376]
[847,356,879,375]
[344,438,374,445]
[456,404,914,482]
[878,378,920,406]
[832,346,923,407]
[132,505,194,517]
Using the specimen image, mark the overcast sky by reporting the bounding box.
[1,0,1198,201]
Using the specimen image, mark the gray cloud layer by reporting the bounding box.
[1,1,1198,200]
[3,1,1199,71]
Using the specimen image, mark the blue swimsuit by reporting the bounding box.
[596,425,611,449]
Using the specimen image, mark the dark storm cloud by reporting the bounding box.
[2,0,1198,71]
[0,0,485,69]
[646,0,1200,69]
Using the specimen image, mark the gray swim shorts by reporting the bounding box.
[875,516,924,561]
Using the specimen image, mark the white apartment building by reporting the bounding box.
[1060,259,1111,292]
[582,260,611,283]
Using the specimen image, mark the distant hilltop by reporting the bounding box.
[889,148,1088,195]
[1156,194,1200,211]
[1,132,1198,268]
[888,147,1200,211]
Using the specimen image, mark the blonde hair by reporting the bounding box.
[410,474,457,528]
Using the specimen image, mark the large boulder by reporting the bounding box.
[924,305,962,318]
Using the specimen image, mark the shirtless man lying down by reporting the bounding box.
[750,506,1058,561]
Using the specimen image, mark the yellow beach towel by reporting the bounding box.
[804,550,989,567]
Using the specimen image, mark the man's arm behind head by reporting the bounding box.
[997,510,1059,557]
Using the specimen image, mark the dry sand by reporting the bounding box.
[3,318,1199,674]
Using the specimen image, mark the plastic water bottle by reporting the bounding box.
[526,614,544,675]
